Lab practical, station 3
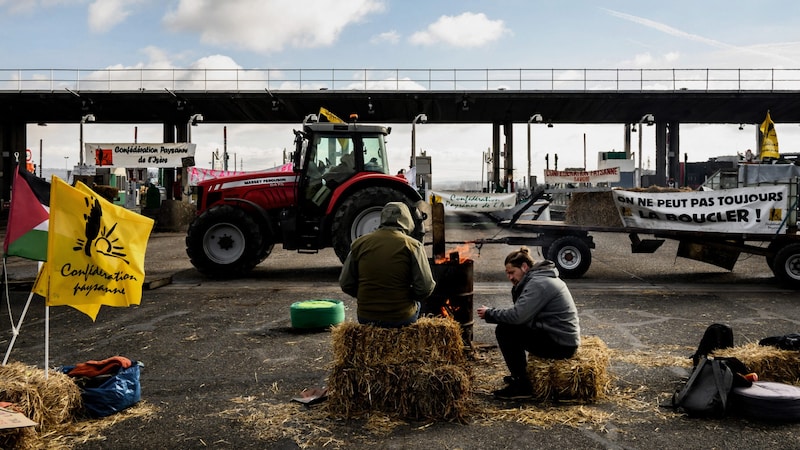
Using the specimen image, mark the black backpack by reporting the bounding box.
[691,323,734,367]
[672,356,751,418]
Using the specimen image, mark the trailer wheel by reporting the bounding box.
[547,236,592,279]
[331,186,412,263]
[186,205,264,278]
[773,243,800,287]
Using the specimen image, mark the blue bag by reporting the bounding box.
[61,360,143,418]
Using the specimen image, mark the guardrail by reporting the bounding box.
[2,68,800,92]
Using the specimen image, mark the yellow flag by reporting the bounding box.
[759,111,780,160]
[32,177,154,321]
[319,107,344,123]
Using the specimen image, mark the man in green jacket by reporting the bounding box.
[339,202,435,327]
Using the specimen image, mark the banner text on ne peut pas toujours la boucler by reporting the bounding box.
[612,185,790,233]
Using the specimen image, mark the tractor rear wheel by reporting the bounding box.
[331,186,414,263]
[186,205,264,278]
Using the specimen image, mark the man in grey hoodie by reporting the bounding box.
[340,202,435,327]
[477,246,580,400]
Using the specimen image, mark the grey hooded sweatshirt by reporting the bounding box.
[484,260,580,347]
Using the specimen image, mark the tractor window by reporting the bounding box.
[362,136,389,174]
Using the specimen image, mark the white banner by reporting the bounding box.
[544,167,620,184]
[85,143,196,168]
[613,185,790,233]
[429,190,517,212]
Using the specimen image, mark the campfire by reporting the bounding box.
[423,246,476,344]
[434,243,477,264]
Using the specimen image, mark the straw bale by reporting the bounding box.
[712,342,800,384]
[331,317,466,366]
[564,192,622,227]
[0,362,82,449]
[526,336,611,403]
[327,363,472,421]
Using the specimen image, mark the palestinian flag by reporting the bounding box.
[3,167,50,261]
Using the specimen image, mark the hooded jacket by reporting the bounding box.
[484,260,580,347]
[339,202,436,322]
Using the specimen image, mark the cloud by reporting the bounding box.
[88,0,140,33]
[371,30,400,45]
[0,0,81,14]
[162,0,386,53]
[604,8,799,66]
[409,12,509,48]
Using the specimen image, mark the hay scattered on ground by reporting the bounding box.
[713,342,800,383]
[0,362,155,450]
[526,336,612,403]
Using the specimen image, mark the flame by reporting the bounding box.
[440,298,461,318]
[434,243,477,264]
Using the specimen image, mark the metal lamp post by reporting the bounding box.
[410,113,427,168]
[636,114,655,188]
[64,156,69,170]
[187,113,204,143]
[527,113,543,188]
[79,113,95,166]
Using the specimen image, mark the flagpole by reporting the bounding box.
[44,305,49,379]
[2,259,38,365]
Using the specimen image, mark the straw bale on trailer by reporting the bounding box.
[712,342,800,384]
[564,187,689,227]
[328,318,472,421]
[0,362,82,449]
[526,336,611,403]
[564,192,622,227]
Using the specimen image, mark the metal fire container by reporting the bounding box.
[421,256,475,344]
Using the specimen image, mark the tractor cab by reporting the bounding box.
[295,116,391,209]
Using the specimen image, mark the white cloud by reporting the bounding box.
[371,30,400,45]
[409,12,509,48]
[162,0,386,53]
[88,0,140,33]
[0,0,80,14]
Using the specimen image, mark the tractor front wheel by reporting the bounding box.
[186,205,264,278]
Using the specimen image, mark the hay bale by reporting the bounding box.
[0,362,82,449]
[526,336,611,403]
[713,342,800,384]
[564,192,622,227]
[328,318,472,421]
[327,363,472,421]
[331,317,466,366]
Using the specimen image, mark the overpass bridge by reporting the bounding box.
[2,67,799,200]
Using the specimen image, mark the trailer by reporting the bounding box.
[491,165,800,288]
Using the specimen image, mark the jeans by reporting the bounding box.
[495,323,577,379]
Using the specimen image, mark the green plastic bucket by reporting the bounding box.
[290,299,345,329]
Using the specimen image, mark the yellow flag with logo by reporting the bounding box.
[759,110,780,160]
[32,177,154,320]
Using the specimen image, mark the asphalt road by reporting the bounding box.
[2,226,799,449]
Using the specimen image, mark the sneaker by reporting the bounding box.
[493,380,533,400]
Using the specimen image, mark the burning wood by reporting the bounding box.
[434,243,477,264]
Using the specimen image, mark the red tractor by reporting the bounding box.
[185,114,425,277]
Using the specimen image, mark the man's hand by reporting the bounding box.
[476,305,489,320]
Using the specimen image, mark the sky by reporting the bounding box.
[5,0,800,187]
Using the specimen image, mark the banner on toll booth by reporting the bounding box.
[84,143,196,168]
[429,190,517,212]
[612,185,789,233]
[544,167,620,184]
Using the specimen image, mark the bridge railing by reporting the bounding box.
[2,68,799,92]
